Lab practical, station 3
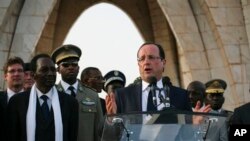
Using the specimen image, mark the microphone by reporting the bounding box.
[162,76,170,98]
[162,76,171,85]
[160,76,171,109]
[112,117,131,141]
[112,117,123,123]
[148,76,158,107]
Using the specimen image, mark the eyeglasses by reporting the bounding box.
[137,55,162,62]
[7,69,24,74]
[60,62,78,68]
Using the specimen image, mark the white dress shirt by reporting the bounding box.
[142,78,168,123]
[7,88,24,102]
[36,88,53,110]
[60,80,78,95]
[141,78,166,112]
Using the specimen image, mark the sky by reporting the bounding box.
[62,3,144,98]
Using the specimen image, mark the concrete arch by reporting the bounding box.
[50,0,154,50]
[0,0,249,110]
[37,0,180,85]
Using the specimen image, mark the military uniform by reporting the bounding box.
[205,79,233,115]
[205,79,233,141]
[56,82,103,141]
[51,44,103,141]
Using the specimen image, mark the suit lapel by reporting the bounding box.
[56,82,65,94]
[0,91,8,109]
[3,91,7,107]
[135,84,142,111]
[75,83,85,101]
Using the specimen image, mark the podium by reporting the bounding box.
[101,109,228,141]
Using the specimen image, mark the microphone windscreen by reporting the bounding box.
[162,76,170,84]
[148,76,157,86]
[112,117,123,123]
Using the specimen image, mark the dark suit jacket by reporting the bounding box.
[115,83,191,114]
[230,102,250,124]
[100,98,106,115]
[6,90,79,141]
[0,91,7,140]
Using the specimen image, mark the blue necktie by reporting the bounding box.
[147,89,157,111]
[41,95,50,120]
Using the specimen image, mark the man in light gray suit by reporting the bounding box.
[204,79,230,141]
[51,44,103,141]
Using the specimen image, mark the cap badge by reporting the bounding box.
[114,71,119,76]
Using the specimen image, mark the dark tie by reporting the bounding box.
[68,86,76,97]
[147,88,157,111]
[41,95,50,120]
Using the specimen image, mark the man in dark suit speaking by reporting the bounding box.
[106,42,192,116]
[6,54,79,141]
[104,43,212,141]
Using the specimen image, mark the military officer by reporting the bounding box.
[51,44,103,141]
[204,79,233,141]
[103,70,126,94]
[205,79,232,115]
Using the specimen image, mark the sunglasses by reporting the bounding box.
[60,61,78,68]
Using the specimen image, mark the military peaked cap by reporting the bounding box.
[205,79,227,94]
[103,70,126,90]
[51,44,82,64]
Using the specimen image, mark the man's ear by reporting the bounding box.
[33,73,37,80]
[4,73,7,81]
[162,59,166,72]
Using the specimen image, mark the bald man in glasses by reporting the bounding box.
[51,44,103,141]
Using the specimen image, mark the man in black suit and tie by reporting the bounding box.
[6,54,79,141]
[0,56,25,140]
[203,79,231,141]
[104,43,213,141]
[106,42,194,115]
[0,57,25,108]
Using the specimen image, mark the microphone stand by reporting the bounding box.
[203,118,218,140]
[150,85,157,107]
[112,118,131,141]
[203,119,211,140]
[149,77,171,110]
[159,85,171,110]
